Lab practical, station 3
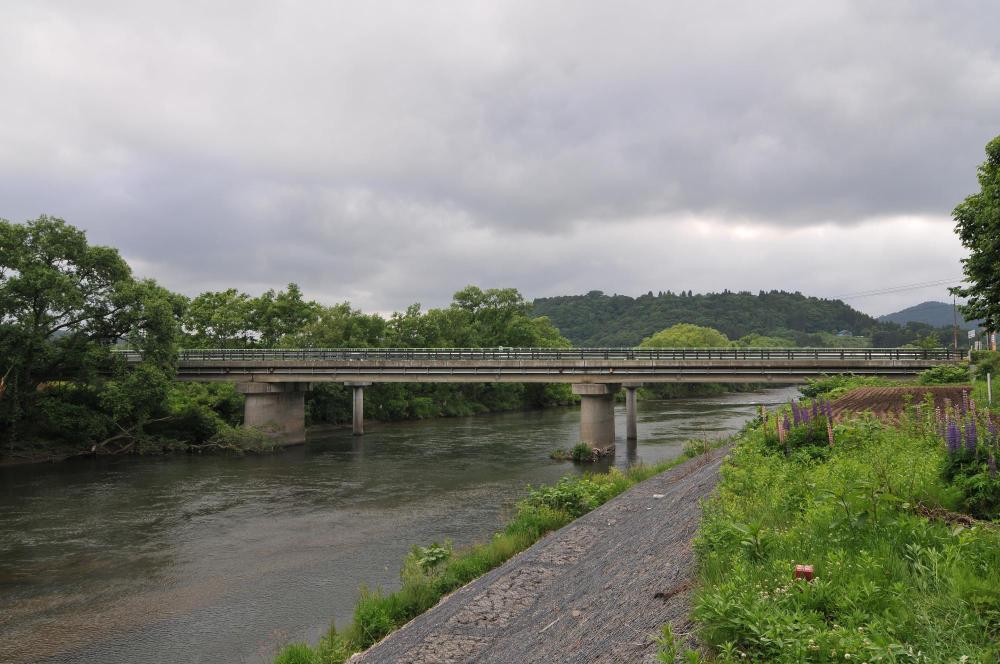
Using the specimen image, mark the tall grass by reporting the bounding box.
[691,401,1000,662]
[275,441,720,664]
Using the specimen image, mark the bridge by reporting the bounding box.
[118,347,957,449]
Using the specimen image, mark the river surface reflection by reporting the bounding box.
[0,386,799,663]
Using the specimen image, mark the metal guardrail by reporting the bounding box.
[113,347,960,362]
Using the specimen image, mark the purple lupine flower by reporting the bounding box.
[988,419,998,444]
[783,413,792,435]
[812,401,819,420]
[965,418,978,454]
[801,402,811,424]
[824,399,834,420]
[791,402,800,426]
[945,420,961,455]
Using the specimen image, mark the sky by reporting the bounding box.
[1,1,998,317]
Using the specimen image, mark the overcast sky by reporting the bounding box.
[2,1,997,316]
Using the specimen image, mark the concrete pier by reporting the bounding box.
[572,383,620,451]
[345,382,371,435]
[623,383,641,441]
[237,382,310,445]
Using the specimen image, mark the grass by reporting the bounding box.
[689,383,1000,662]
[273,439,724,664]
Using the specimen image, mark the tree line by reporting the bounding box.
[533,289,961,349]
[0,216,571,461]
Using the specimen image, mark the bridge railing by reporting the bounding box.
[113,347,960,362]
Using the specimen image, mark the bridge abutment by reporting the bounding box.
[573,383,620,451]
[237,382,310,445]
[345,382,372,435]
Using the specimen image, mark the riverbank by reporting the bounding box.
[277,441,730,663]
[0,388,797,664]
[689,380,1000,660]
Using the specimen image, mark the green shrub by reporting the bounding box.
[973,351,1000,381]
[917,363,971,385]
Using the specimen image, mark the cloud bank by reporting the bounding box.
[1,1,997,315]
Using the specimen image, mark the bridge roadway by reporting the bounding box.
[118,347,956,448]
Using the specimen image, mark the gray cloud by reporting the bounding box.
[0,1,996,315]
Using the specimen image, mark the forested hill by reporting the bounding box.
[531,290,877,346]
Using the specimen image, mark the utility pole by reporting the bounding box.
[953,295,959,351]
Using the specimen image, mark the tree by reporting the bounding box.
[0,216,183,449]
[640,323,732,348]
[952,134,1000,331]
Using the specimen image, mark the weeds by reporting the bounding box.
[691,398,1000,662]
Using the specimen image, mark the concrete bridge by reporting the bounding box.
[118,347,957,450]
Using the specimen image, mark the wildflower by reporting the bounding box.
[812,401,819,419]
[961,391,970,417]
[965,418,978,454]
[791,402,801,426]
[783,414,791,436]
[945,420,961,455]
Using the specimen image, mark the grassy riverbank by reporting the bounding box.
[690,381,1000,661]
[274,438,720,664]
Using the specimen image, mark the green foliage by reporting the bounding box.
[972,351,1000,381]
[655,623,678,663]
[736,333,793,348]
[952,134,1000,332]
[532,289,959,349]
[570,442,595,463]
[916,363,970,385]
[799,374,896,399]
[0,216,184,456]
[640,323,732,348]
[691,411,1000,661]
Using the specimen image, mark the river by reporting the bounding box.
[0,386,798,664]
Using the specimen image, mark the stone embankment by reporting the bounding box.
[354,447,730,663]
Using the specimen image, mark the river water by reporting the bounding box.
[0,387,798,664]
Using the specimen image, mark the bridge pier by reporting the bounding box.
[573,383,620,451]
[237,382,310,445]
[623,383,642,441]
[345,382,371,435]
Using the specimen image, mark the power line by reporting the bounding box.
[832,277,966,300]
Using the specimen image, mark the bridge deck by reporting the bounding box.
[116,347,957,384]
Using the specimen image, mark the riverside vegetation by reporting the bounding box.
[273,436,723,664]
[0,216,574,462]
[689,364,1000,662]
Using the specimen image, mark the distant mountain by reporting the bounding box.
[878,301,980,330]
[532,290,878,347]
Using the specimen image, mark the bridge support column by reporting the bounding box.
[345,382,371,435]
[623,383,642,441]
[573,383,620,451]
[237,382,310,445]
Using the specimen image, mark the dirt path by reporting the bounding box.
[352,447,730,664]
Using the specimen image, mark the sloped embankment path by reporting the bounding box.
[353,447,730,664]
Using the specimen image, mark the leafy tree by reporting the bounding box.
[0,216,183,451]
[951,134,1000,331]
[281,302,385,348]
[181,288,256,348]
[736,333,793,348]
[254,283,320,347]
[640,323,732,348]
